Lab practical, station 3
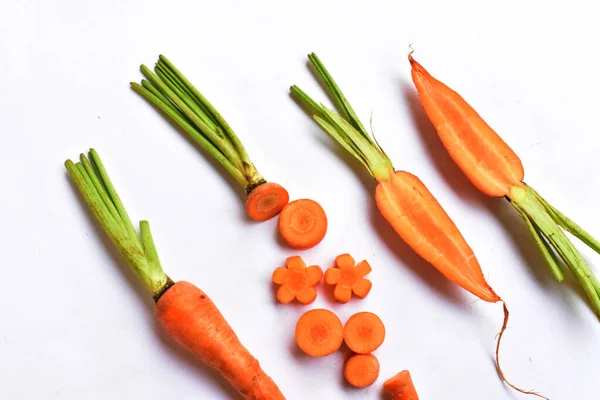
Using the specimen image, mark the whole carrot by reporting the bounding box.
[290,53,542,398]
[65,149,285,400]
[409,53,600,320]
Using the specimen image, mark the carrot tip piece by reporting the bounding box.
[383,370,419,399]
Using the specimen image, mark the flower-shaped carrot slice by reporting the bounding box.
[325,254,372,303]
[272,256,323,304]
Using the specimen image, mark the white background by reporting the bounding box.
[1,0,600,399]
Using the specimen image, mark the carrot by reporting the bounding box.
[131,55,289,221]
[383,370,419,400]
[65,149,285,400]
[343,312,385,354]
[295,308,344,357]
[278,198,328,250]
[343,354,380,388]
[272,256,323,304]
[409,53,600,321]
[325,253,372,303]
[290,53,543,398]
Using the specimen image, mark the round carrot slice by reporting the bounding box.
[278,199,327,250]
[245,182,289,221]
[295,309,343,357]
[344,353,380,388]
[343,312,385,354]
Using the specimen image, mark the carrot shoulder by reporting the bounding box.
[409,54,524,197]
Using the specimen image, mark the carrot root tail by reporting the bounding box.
[495,302,549,400]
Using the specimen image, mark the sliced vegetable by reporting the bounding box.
[272,256,323,304]
[324,253,372,303]
[131,55,289,221]
[295,308,344,357]
[291,53,538,398]
[278,198,328,249]
[343,312,385,354]
[65,149,284,400]
[409,53,600,323]
[343,354,380,388]
[383,370,419,400]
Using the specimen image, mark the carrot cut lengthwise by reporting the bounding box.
[278,199,328,249]
[291,53,545,398]
[295,309,344,357]
[409,54,600,321]
[65,149,285,400]
[344,354,380,388]
[343,312,385,354]
[131,55,289,221]
[383,370,419,400]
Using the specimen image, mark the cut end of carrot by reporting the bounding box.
[295,309,343,357]
[278,199,327,250]
[343,312,385,354]
[272,256,323,304]
[344,354,380,388]
[246,182,289,221]
[383,370,419,399]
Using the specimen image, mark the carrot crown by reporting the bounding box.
[291,53,394,181]
[65,149,170,299]
[131,55,265,193]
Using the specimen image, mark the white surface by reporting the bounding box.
[1,0,600,399]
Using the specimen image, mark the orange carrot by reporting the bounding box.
[383,370,419,400]
[272,256,323,304]
[278,199,328,250]
[343,312,385,354]
[295,309,343,357]
[343,354,380,388]
[325,253,372,303]
[66,149,285,400]
[291,53,545,399]
[131,55,289,221]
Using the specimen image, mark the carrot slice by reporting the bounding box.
[246,182,290,221]
[344,354,380,388]
[272,256,323,304]
[325,254,373,303]
[343,312,385,354]
[295,309,343,357]
[278,199,328,250]
[383,370,419,400]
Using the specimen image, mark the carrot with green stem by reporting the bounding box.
[131,55,289,221]
[409,53,600,320]
[291,53,546,398]
[65,149,285,400]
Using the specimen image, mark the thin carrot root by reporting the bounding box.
[295,309,343,357]
[343,312,385,354]
[324,254,373,303]
[344,353,380,388]
[495,302,549,400]
[272,256,323,304]
[246,182,290,221]
[278,199,328,250]
[383,370,419,400]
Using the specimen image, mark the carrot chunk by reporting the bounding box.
[344,354,380,388]
[325,254,372,303]
[343,312,385,354]
[246,182,290,221]
[272,256,323,304]
[278,199,328,250]
[295,309,343,357]
[383,370,419,400]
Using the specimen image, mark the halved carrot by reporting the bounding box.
[343,312,385,354]
[295,309,343,357]
[272,256,323,304]
[383,370,419,400]
[325,253,372,303]
[344,354,380,388]
[66,149,284,400]
[131,55,289,221]
[278,199,328,250]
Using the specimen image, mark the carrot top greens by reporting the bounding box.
[65,149,170,299]
[131,55,265,193]
[290,53,393,181]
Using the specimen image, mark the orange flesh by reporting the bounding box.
[383,370,419,400]
[295,309,343,357]
[409,55,524,197]
[278,199,328,250]
[272,256,323,304]
[343,312,385,354]
[155,281,285,400]
[246,182,289,221]
[375,170,500,302]
[344,354,380,388]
